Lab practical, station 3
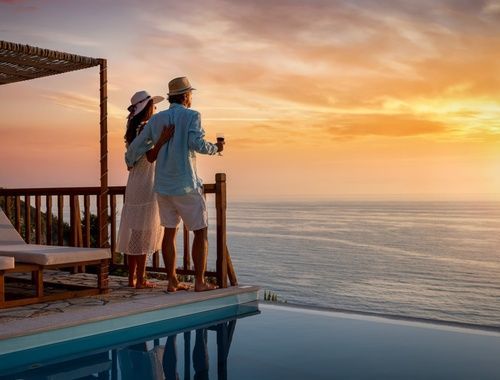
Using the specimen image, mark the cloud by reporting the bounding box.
[42,91,124,120]
[326,114,451,138]
[135,0,500,112]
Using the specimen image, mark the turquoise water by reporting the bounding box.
[2,303,500,379]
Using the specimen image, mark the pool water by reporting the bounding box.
[1,302,499,379]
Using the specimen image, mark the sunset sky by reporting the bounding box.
[1,0,499,200]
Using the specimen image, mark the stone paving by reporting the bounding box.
[0,271,184,323]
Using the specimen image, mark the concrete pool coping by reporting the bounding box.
[0,272,258,354]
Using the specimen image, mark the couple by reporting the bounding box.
[116,77,224,292]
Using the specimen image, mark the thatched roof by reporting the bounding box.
[0,40,101,85]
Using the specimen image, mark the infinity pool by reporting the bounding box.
[1,302,499,379]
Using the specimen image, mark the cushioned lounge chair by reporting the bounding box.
[0,256,15,307]
[0,209,110,308]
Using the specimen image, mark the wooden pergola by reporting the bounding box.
[0,40,109,248]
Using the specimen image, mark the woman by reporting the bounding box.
[117,90,173,289]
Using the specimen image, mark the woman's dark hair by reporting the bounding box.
[124,99,154,145]
[168,93,187,104]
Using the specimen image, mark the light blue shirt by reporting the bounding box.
[125,103,218,195]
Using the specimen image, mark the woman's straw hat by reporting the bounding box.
[127,90,164,118]
[167,76,196,96]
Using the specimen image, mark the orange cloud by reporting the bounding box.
[325,114,450,138]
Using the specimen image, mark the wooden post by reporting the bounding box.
[15,196,20,232]
[57,195,64,245]
[0,271,4,305]
[110,194,116,255]
[226,246,238,286]
[35,267,43,298]
[152,251,159,270]
[98,259,109,292]
[24,195,31,243]
[98,59,109,249]
[69,195,77,246]
[46,195,52,245]
[183,224,190,270]
[84,195,90,247]
[215,173,228,288]
[35,195,41,244]
[5,196,12,220]
[75,196,83,247]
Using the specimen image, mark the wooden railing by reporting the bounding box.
[0,173,236,288]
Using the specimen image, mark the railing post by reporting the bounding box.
[183,224,190,270]
[15,196,21,232]
[69,195,84,273]
[57,195,64,245]
[35,195,41,244]
[5,195,12,220]
[69,195,77,246]
[24,194,31,243]
[83,195,90,247]
[46,195,52,245]
[110,194,116,255]
[215,173,228,288]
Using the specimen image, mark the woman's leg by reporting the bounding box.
[136,254,155,288]
[128,255,137,287]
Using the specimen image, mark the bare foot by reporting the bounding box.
[177,282,191,291]
[128,273,136,287]
[167,279,191,292]
[136,280,156,289]
[195,282,218,292]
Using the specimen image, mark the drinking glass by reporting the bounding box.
[216,133,225,156]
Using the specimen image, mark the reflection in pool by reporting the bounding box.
[118,319,236,380]
[0,302,258,380]
[2,302,500,379]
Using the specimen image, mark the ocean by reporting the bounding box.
[203,201,500,329]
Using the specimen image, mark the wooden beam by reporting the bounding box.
[98,59,109,249]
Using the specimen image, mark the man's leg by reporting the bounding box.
[162,227,190,292]
[162,227,178,291]
[163,334,179,380]
[193,328,209,380]
[192,227,216,291]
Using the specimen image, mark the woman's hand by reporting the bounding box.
[146,124,175,163]
[158,124,175,145]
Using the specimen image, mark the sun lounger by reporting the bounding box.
[0,209,110,308]
[0,256,15,306]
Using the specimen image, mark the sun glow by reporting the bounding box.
[1,1,499,200]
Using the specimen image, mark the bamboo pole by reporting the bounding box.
[98,59,109,249]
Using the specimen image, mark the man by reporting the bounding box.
[126,77,224,292]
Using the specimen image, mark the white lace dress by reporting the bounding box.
[116,130,163,256]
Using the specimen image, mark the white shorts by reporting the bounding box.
[157,192,208,231]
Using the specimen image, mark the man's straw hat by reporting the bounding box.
[167,76,196,96]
